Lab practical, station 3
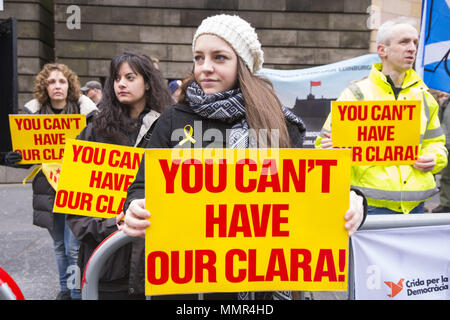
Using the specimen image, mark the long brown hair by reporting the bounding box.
[236,58,290,148]
[178,57,290,148]
[93,51,173,144]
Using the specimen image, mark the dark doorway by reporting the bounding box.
[0,17,18,152]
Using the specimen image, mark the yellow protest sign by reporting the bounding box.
[54,139,144,219]
[331,100,421,165]
[9,114,86,164]
[144,148,352,296]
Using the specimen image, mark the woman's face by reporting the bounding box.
[114,62,148,107]
[46,70,68,104]
[193,34,238,95]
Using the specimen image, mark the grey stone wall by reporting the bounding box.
[53,0,371,85]
[2,0,373,108]
[0,0,54,110]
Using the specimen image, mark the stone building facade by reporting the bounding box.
[53,0,372,87]
[0,0,423,182]
[1,0,423,110]
[2,0,377,110]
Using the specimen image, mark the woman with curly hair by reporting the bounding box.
[5,63,97,300]
[66,51,173,300]
[26,63,91,115]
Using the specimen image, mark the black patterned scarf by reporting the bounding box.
[186,81,305,148]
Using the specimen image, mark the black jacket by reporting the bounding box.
[122,103,306,297]
[21,97,98,230]
[66,110,159,295]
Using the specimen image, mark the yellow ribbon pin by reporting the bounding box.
[178,124,196,146]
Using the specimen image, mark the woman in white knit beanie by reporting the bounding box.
[122,14,366,301]
[182,13,294,148]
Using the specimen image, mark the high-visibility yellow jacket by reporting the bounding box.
[315,63,447,213]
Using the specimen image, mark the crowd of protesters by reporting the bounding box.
[0,14,446,300]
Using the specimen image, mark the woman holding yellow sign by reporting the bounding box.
[66,51,173,300]
[122,15,367,300]
[3,63,97,300]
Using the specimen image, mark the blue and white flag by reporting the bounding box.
[416,0,450,93]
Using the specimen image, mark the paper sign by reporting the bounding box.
[331,100,422,165]
[144,148,352,296]
[9,114,86,164]
[54,139,144,219]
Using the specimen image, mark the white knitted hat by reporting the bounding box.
[192,14,264,74]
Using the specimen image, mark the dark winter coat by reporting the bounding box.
[122,103,306,297]
[66,109,159,295]
[24,96,98,230]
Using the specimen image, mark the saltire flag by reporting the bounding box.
[416,0,450,93]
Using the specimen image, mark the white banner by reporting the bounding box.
[351,225,450,300]
[259,54,380,147]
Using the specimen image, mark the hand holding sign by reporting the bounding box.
[124,199,150,238]
[345,190,364,237]
[115,211,125,231]
[413,155,436,172]
[320,131,333,149]
[3,151,22,165]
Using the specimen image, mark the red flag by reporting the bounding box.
[310,81,321,86]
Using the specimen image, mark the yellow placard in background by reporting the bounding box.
[9,114,86,164]
[54,139,144,219]
[145,148,352,296]
[331,100,421,165]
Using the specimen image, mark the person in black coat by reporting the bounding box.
[121,15,367,300]
[3,63,98,300]
[66,51,173,300]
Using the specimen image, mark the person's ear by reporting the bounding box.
[377,43,387,59]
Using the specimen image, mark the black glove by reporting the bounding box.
[4,151,22,165]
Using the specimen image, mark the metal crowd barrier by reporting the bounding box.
[0,266,25,300]
[82,230,133,300]
[81,230,262,300]
[82,213,450,300]
[358,212,450,230]
[0,281,17,300]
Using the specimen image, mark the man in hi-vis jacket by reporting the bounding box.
[315,17,447,215]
